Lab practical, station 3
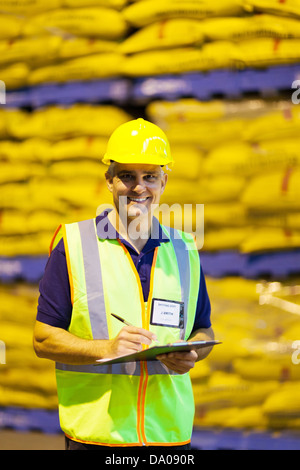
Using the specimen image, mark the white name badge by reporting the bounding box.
[150,298,184,329]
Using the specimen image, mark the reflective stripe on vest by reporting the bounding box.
[54,217,200,446]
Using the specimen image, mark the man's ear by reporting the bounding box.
[160,172,168,194]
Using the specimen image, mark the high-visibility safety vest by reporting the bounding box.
[52,217,200,447]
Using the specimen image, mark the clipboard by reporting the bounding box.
[95,340,221,365]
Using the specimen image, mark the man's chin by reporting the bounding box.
[127,202,150,218]
[127,208,149,219]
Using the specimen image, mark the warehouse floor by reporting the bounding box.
[0,430,65,450]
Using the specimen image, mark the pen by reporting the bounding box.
[111,313,159,345]
[111,313,133,327]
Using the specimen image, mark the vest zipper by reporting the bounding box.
[137,359,148,445]
[137,247,158,446]
[117,240,158,446]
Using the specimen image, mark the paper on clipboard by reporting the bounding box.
[95,340,221,365]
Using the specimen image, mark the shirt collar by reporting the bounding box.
[96,209,170,247]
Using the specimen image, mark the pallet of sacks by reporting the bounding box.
[0,0,128,89]
[146,97,300,253]
[121,0,300,76]
[0,104,132,257]
[191,276,300,431]
[0,283,58,409]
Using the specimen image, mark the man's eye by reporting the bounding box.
[119,173,133,180]
[145,174,157,181]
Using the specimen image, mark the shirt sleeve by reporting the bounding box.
[191,265,212,333]
[36,238,72,330]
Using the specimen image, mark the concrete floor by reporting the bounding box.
[0,430,65,450]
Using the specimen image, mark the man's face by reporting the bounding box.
[105,162,167,221]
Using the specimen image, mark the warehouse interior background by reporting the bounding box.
[1,0,300,450]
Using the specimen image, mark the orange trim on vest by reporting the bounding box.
[65,433,191,447]
[140,361,149,444]
[136,361,145,445]
[146,246,158,328]
[62,224,74,306]
[116,240,159,446]
[49,224,62,256]
[116,238,147,445]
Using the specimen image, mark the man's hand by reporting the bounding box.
[156,349,198,375]
[109,326,157,358]
[156,326,215,374]
[33,321,157,365]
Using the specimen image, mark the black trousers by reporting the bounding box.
[65,436,191,451]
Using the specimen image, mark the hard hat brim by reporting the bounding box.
[102,154,173,168]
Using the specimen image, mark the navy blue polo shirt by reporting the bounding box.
[37,211,211,333]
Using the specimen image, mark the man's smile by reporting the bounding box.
[127,197,150,203]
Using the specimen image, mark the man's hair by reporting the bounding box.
[106,160,116,177]
[105,161,165,178]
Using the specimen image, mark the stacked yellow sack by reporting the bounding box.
[29,52,124,85]
[241,170,300,212]
[244,0,300,18]
[147,97,291,127]
[0,63,30,90]
[119,15,300,54]
[195,372,278,406]
[0,0,61,15]
[62,0,128,8]
[0,0,128,16]
[192,276,300,431]
[23,7,128,38]
[121,42,238,76]
[262,382,300,429]
[201,14,300,42]
[204,139,300,178]
[4,104,131,140]
[237,37,300,68]
[123,0,245,28]
[193,378,279,430]
[0,284,58,409]
[0,14,26,40]
[0,35,122,67]
[234,354,300,382]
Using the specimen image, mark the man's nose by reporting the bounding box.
[133,176,146,192]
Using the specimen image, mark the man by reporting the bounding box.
[33,118,214,450]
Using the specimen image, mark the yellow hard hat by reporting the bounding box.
[102,118,173,167]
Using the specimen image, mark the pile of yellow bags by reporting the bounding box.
[1,0,300,88]
[244,0,300,18]
[119,0,300,76]
[120,12,300,59]
[147,98,300,252]
[0,104,132,256]
[0,2,128,89]
[0,283,58,409]
[121,37,300,77]
[2,275,300,428]
[192,276,300,430]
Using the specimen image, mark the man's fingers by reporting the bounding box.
[157,350,198,360]
[156,350,198,374]
[119,326,157,345]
